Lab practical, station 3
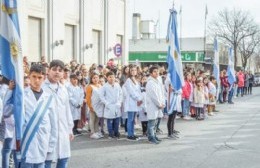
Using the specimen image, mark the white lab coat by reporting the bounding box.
[0,84,8,100]
[23,87,58,163]
[3,90,15,141]
[121,85,128,119]
[42,79,74,160]
[146,77,164,120]
[67,84,84,120]
[124,78,142,112]
[90,85,104,118]
[99,82,123,119]
[138,91,147,122]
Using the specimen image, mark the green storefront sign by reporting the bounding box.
[129,52,205,62]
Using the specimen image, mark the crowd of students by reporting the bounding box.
[0,57,256,167]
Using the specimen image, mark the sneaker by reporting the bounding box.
[155,136,162,142]
[133,135,140,140]
[108,136,115,139]
[97,132,104,138]
[183,116,192,120]
[197,117,205,121]
[127,136,138,141]
[149,138,159,144]
[90,133,101,139]
[173,130,180,134]
[176,115,181,119]
[168,134,177,139]
[228,101,234,104]
[208,112,214,116]
[156,128,163,134]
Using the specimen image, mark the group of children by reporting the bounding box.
[0,59,236,167]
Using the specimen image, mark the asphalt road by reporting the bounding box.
[69,87,260,168]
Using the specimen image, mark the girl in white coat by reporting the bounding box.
[67,74,84,136]
[124,65,143,141]
[86,73,103,139]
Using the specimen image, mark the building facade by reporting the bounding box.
[129,37,243,71]
[19,0,128,66]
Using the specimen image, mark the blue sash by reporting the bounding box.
[21,95,53,159]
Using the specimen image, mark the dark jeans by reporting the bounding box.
[73,120,79,133]
[249,83,253,94]
[124,119,128,132]
[167,111,177,136]
[127,112,136,137]
[228,87,234,103]
[147,120,156,140]
[107,118,120,137]
[237,87,244,96]
[141,121,148,134]
[155,118,161,131]
[196,107,204,119]
[218,86,224,103]
[2,138,13,168]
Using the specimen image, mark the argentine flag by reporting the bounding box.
[166,7,184,91]
[213,38,220,86]
[0,0,24,141]
[227,47,236,85]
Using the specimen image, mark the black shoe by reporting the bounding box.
[197,117,204,121]
[127,136,138,141]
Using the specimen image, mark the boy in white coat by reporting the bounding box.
[42,60,74,168]
[67,74,84,136]
[99,71,123,139]
[146,66,165,144]
[4,64,58,167]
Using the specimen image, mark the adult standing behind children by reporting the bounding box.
[42,60,74,168]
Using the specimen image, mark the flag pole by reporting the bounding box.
[204,4,208,67]
[179,5,182,51]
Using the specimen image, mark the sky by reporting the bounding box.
[127,0,260,38]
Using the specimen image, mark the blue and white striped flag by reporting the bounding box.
[227,47,236,85]
[213,38,220,86]
[166,7,184,91]
[0,0,24,141]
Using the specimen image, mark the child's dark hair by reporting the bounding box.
[30,64,46,75]
[89,72,99,84]
[209,76,215,81]
[70,74,78,79]
[106,71,115,78]
[49,60,65,70]
[149,65,159,74]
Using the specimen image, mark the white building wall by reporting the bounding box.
[18,0,127,66]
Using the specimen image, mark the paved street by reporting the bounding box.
[69,87,260,168]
